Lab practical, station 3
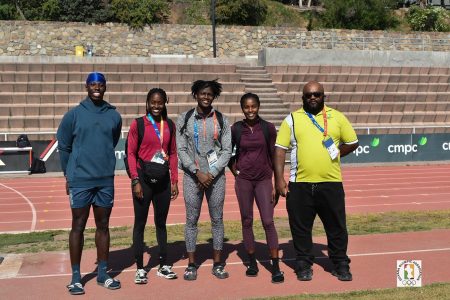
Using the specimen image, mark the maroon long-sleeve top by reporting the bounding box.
[231,119,277,181]
[127,117,178,184]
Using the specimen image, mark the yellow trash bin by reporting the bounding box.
[75,46,84,57]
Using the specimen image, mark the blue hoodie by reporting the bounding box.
[57,97,122,188]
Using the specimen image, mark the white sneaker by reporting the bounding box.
[135,269,148,284]
[157,265,177,279]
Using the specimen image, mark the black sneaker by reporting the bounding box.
[271,270,284,284]
[245,264,259,277]
[134,268,148,284]
[212,264,229,279]
[332,264,353,281]
[183,265,198,281]
[157,265,177,279]
[296,262,313,281]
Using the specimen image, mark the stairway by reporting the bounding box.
[236,66,290,127]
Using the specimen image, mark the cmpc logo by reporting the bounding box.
[354,137,380,157]
[387,136,427,155]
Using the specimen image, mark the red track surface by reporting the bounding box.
[1,164,450,299]
[1,165,450,233]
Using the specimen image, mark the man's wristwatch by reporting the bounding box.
[131,178,140,186]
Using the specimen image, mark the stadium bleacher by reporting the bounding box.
[0,61,449,141]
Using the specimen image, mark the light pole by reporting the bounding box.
[211,0,217,58]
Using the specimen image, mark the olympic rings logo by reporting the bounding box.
[402,279,417,286]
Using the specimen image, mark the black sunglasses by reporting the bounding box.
[303,92,324,99]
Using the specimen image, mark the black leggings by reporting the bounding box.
[132,172,171,269]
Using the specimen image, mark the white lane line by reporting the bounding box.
[1,199,450,226]
[0,183,36,231]
[347,200,450,208]
[3,247,450,280]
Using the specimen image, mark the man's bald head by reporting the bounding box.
[302,81,325,115]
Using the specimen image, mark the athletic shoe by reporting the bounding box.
[332,263,353,281]
[183,265,198,281]
[212,265,229,279]
[245,264,259,277]
[271,270,285,284]
[134,269,148,284]
[157,265,177,279]
[296,262,313,281]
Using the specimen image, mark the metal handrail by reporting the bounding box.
[264,35,450,51]
[2,124,450,140]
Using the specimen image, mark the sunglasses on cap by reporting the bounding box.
[303,92,324,99]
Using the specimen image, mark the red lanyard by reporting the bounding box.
[201,112,218,141]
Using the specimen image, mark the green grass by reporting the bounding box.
[1,210,449,254]
[251,282,450,300]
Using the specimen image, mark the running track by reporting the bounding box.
[1,164,450,233]
[1,164,450,299]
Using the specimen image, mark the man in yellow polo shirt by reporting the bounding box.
[274,81,358,282]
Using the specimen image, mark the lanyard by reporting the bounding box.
[193,111,218,154]
[306,108,327,137]
[146,114,166,157]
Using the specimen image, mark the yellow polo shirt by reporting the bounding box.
[275,106,358,183]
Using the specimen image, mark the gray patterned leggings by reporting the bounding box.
[183,173,225,252]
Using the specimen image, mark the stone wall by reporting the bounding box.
[1,21,449,58]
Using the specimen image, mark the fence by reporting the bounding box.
[264,35,450,51]
[2,125,450,141]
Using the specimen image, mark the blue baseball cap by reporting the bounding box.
[86,72,106,85]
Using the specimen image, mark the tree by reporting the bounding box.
[59,0,112,23]
[110,0,170,29]
[407,6,450,31]
[0,2,16,20]
[41,0,61,21]
[216,0,268,26]
[320,0,398,30]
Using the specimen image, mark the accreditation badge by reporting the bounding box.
[151,151,166,164]
[323,137,339,160]
[206,149,218,169]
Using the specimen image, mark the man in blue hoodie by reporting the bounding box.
[57,72,122,295]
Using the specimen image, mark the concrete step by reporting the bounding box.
[259,108,290,113]
[258,94,280,98]
[245,87,277,93]
[240,77,272,82]
[236,66,265,71]
[236,69,267,74]
[240,74,271,79]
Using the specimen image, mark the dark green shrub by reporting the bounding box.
[111,0,170,29]
[41,0,60,21]
[320,0,398,30]
[0,3,16,20]
[59,0,112,23]
[407,6,450,32]
[216,0,268,26]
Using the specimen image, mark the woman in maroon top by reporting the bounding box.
[229,93,284,283]
[127,88,179,283]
